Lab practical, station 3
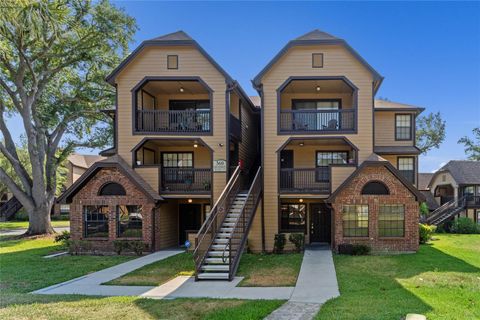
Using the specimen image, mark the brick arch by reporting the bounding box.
[352,170,402,197]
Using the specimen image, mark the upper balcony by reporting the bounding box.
[278,78,357,134]
[133,78,212,135]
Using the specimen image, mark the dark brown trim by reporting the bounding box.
[375,107,425,114]
[394,113,413,141]
[312,53,324,68]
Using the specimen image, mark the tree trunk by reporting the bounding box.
[26,204,55,235]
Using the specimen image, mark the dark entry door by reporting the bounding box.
[310,203,331,243]
[179,204,202,245]
[280,150,294,189]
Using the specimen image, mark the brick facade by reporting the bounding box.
[331,166,420,253]
[70,167,158,252]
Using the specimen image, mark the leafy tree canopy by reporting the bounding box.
[416,112,446,154]
[458,127,480,161]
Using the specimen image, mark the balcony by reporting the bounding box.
[279,109,355,133]
[279,168,330,194]
[465,195,480,207]
[136,109,211,134]
[161,168,211,193]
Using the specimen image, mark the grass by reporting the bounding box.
[107,251,303,287]
[0,220,70,230]
[0,236,283,319]
[316,234,480,320]
[106,252,195,286]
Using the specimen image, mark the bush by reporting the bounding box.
[288,233,305,253]
[450,217,480,234]
[51,214,70,221]
[13,209,29,221]
[419,223,436,244]
[129,241,146,256]
[338,244,353,255]
[54,231,70,247]
[352,244,370,256]
[273,233,286,254]
[113,240,129,255]
[419,202,429,217]
[67,240,91,255]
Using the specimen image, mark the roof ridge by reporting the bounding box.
[150,30,193,41]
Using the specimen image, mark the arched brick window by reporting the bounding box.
[98,182,126,196]
[361,181,389,195]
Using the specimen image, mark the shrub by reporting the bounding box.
[51,214,70,221]
[273,233,286,254]
[13,209,29,221]
[54,231,70,247]
[450,217,480,234]
[419,202,429,217]
[419,223,436,244]
[67,240,92,255]
[129,241,146,256]
[288,233,305,253]
[351,244,370,256]
[338,244,353,255]
[113,240,129,255]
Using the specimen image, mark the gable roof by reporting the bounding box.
[429,161,480,186]
[57,155,163,204]
[418,173,434,190]
[375,99,425,114]
[252,29,383,93]
[68,153,105,169]
[327,153,425,202]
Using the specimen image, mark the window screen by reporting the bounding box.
[312,53,324,68]
[280,203,306,232]
[395,114,412,140]
[398,157,415,184]
[379,205,405,237]
[84,205,109,238]
[167,55,178,69]
[342,205,369,237]
[117,205,143,238]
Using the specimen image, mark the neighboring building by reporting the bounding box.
[251,29,424,254]
[418,173,439,212]
[426,161,480,224]
[65,154,106,189]
[58,29,427,281]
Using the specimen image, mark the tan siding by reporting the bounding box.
[374,111,415,146]
[114,45,228,202]
[158,200,178,249]
[331,166,356,192]
[429,171,458,206]
[135,167,159,193]
[258,44,375,251]
[380,154,418,187]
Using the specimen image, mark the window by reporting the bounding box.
[361,181,390,195]
[280,203,306,232]
[98,182,126,196]
[167,55,178,69]
[395,114,412,140]
[117,205,143,238]
[342,205,369,237]
[379,205,405,237]
[312,53,324,68]
[169,100,211,131]
[84,205,109,238]
[398,157,415,184]
[162,152,194,184]
[60,204,70,214]
[316,151,348,182]
[292,99,341,131]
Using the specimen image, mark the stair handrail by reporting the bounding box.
[0,197,22,220]
[425,195,466,224]
[227,166,262,281]
[193,166,241,278]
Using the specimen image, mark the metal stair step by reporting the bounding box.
[205,257,229,264]
[207,251,226,257]
[201,265,229,271]
[220,228,233,232]
[197,272,229,280]
[216,233,232,238]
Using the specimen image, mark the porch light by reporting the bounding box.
[188,199,193,203]
[316,86,321,92]
[299,142,304,147]
[193,143,198,148]
[299,198,304,203]
[179,87,185,93]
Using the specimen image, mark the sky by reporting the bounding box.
[6,1,480,172]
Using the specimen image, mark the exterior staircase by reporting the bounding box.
[194,166,262,281]
[0,197,23,221]
[423,196,466,226]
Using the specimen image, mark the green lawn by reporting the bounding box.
[107,252,303,287]
[0,220,70,230]
[0,236,283,319]
[316,234,480,320]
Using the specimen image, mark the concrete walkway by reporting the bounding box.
[265,245,340,320]
[0,226,69,237]
[34,245,339,319]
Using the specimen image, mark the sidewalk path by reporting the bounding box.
[0,227,70,237]
[265,245,340,320]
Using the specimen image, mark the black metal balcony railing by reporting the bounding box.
[279,109,355,133]
[279,168,330,193]
[161,168,211,193]
[136,110,211,133]
[465,195,480,207]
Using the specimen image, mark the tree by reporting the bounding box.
[416,112,446,154]
[458,127,480,161]
[0,0,136,235]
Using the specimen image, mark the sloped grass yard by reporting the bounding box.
[107,252,303,287]
[316,234,480,320]
[0,236,282,319]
